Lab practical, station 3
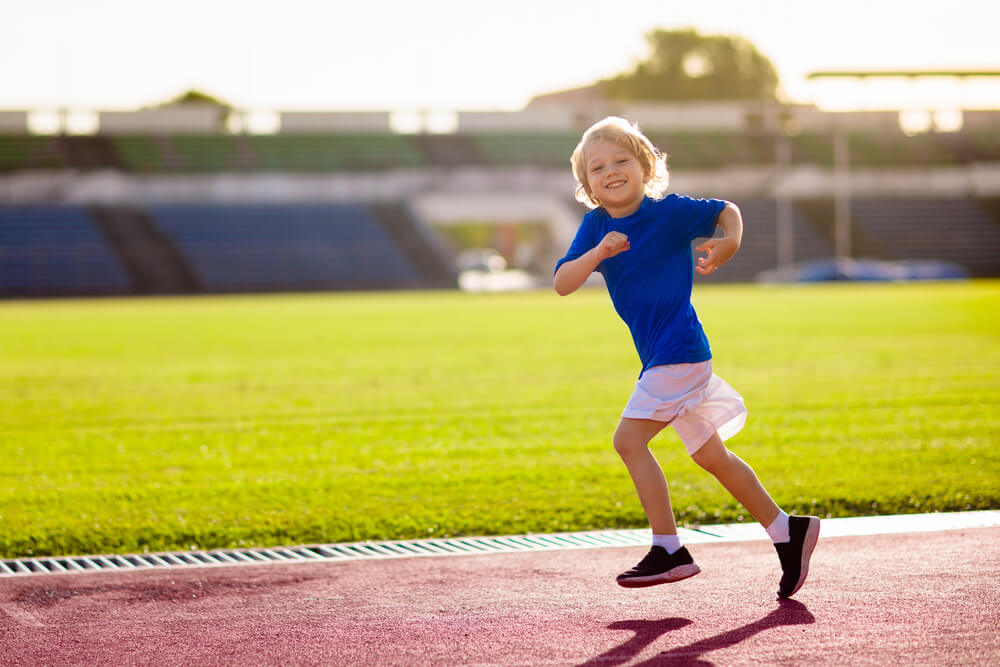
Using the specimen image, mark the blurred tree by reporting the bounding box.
[151,89,232,109]
[602,29,779,101]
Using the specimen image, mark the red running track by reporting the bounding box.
[1,527,998,665]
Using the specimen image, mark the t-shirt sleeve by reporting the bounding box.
[554,214,601,275]
[671,195,728,241]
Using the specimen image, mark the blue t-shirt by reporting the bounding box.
[555,195,726,376]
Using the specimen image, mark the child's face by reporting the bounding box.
[584,139,649,218]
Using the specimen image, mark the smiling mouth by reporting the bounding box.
[605,180,627,190]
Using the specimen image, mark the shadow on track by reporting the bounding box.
[579,599,814,666]
[577,617,693,666]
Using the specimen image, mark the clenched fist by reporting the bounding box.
[598,231,630,259]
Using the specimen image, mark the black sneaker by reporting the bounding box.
[774,515,821,598]
[616,546,701,588]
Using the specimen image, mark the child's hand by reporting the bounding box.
[695,237,739,275]
[597,232,630,259]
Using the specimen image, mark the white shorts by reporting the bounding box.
[621,360,747,455]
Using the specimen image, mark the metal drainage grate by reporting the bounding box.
[4,510,998,578]
[0,529,653,578]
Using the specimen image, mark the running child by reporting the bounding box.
[554,116,819,599]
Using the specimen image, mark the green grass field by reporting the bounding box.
[2,281,998,559]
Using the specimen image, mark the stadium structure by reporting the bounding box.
[1,96,998,297]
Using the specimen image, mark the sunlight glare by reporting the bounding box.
[425,110,458,134]
[65,111,98,135]
[899,109,932,136]
[932,109,963,133]
[27,111,61,135]
[389,111,422,134]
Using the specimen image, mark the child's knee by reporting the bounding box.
[612,426,650,460]
[690,433,728,472]
[612,430,644,459]
[613,419,666,460]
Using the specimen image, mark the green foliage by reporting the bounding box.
[1,282,998,558]
[603,28,780,101]
[154,89,231,109]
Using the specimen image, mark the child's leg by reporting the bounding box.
[691,431,820,599]
[612,417,675,535]
[689,431,780,527]
[613,417,702,588]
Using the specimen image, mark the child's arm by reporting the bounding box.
[554,231,630,296]
[695,202,743,276]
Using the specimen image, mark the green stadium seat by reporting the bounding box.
[468,132,579,167]
[0,135,65,171]
[248,134,425,171]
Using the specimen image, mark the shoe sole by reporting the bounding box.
[616,563,701,588]
[780,517,821,598]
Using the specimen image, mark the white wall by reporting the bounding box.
[98,108,223,134]
[622,103,747,131]
[279,111,391,133]
[0,111,28,133]
[456,109,576,132]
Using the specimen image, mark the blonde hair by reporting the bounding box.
[570,116,670,209]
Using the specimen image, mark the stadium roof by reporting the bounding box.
[808,70,1000,79]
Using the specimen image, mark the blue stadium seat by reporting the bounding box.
[849,198,1000,277]
[147,204,421,290]
[0,206,131,292]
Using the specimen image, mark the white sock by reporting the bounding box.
[651,534,682,554]
[766,510,791,543]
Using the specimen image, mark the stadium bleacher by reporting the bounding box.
[848,197,1000,277]
[468,132,579,168]
[0,202,455,296]
[713,199,835,281]
[0,135,64,171]
[789,132,835,165]
[110,134,427,173]
[0,205,131,295]
[113,136,174,172]
[252,134,426,171]
[653,132,771,168]
[2,127,999,174]
[0,105,997,295]
[146,203,424,291]
[847,132,955,167]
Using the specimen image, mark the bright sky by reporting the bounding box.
[5,0,1000,113]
